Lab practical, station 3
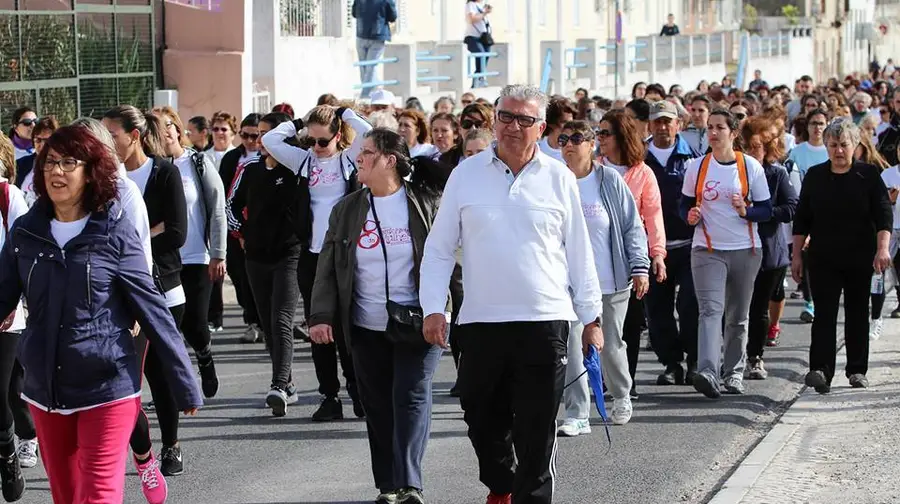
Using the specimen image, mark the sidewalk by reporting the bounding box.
[709,322,900,504]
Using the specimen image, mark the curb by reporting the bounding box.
[706,345,849,504]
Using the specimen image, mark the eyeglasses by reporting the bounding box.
[239,132,260,141]
[460,118,484,129]
[496,110,539,128]
[18,118,37,127]
[557,133,594,146]
[309,133,337,148]
[595,128,613,138]
[212,127,231,133]
[43,158,83,172]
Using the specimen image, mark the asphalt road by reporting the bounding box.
[16,289,823,504]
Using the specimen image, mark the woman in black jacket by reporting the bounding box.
[103,105,201,487]
[309,128,449,504]
[741,116,798,380]
[792,118,893,394]
[261,105,372,421]
[227,112,307,417]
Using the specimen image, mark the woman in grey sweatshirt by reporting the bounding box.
[557,120,650,435]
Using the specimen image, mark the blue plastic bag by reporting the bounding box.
[583,345,612,447]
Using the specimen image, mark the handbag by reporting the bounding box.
[476,4,494,47]
[369,191,427,345]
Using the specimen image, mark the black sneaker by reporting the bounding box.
[692,373,721,399]
[656,364,685,386]
[848,373,869,389]
[397,487,426,504]
[804,370,831,394]
[293,325,310,342]
[198,355,219,399]
[891,306,900,318]
[159,445,184,477]
[685,363,699,384]
[629,384,639,400]
[0,452,25,502]
[311,396,343,422]
[351,397,365,418]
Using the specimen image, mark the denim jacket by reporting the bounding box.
[352,0,398,41]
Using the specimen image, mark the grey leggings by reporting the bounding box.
[691,247,762,386]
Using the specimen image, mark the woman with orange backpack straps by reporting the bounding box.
[680,109,773,399]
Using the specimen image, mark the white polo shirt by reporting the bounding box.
[419,143,603,325]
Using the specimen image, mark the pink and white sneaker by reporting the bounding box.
[134,454,168,504]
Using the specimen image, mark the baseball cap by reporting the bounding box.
[649,100,678,120]
[369,89,396,106]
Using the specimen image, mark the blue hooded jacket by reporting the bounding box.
[352,0,397,42]
[644,134,699,244]
[0,198,203,412]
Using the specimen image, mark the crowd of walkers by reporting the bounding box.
[0,62,897,504]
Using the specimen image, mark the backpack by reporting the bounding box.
[0,182,15,332]
[694,152,756,253]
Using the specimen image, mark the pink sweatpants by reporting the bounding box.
[30,397,140,504]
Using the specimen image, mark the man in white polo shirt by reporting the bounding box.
[420,84,604,504]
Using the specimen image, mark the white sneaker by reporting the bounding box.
[870,318,884,341]
[610,397,633,425]
[16,438,37,469]
[557,418,591,437]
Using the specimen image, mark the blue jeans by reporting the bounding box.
[350,325,442,492]
[356,38,386,98]
[464,36,489,88]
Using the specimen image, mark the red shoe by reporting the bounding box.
[486,492,512,504]
[766,324,780,347]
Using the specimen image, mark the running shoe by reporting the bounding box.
[800,301,814,323]
[805,370,831,394]
[747,358,768,380]
[198,355,219,398]
[397,488,426,504]
[266,386,290,417]
[241,323,261,343]
[311,396,343,422]
[0,452,24,503]
[15,439,37,469]
[159,445,184,476]
[376,491,398,504]
[849,373,869,388]
[766,324,780,347]
[869,318,883,341]
[134,453,168,504]
[557,418,591,437]
[723,375,745,394]
[486,493,512,504]
[610,397,633,425]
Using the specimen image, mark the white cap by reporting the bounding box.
[369,88,396,106]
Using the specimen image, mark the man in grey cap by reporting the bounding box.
[642,99,702,388]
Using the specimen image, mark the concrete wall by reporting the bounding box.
[272,37,359,116]
[162,0,253,120]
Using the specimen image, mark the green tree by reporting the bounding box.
[742,4,759,31]
[781,4,800,25]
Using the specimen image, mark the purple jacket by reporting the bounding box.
[0,198,202,412]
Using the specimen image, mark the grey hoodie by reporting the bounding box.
[592,163,650,291]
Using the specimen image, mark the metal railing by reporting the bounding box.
[416,50,453,84]
[467,51,500,80]
[565,46,588,79]
[353,57,400,90]
[280,0,343,37]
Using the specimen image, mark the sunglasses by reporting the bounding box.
[460,118,484,129]
[309,133,337,148]
[595,128,613,138]
[43,158,83,172]
[212,127,231,133]
[18,118,37,127]
[239,132,260,141]
[734,113,747,120]
[557,133,593,146]
[496,110,539,128]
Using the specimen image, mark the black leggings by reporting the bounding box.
[0,334,22,456]
[748,267,787,359]
[181,264,213,358]
[130,304,185,454]
[869,246,900,319]
[622,292,645,383]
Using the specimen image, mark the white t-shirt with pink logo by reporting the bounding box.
[352,187,418,332]
[681,154,770,251]
[576,171,617,294]
[308,154,347,253]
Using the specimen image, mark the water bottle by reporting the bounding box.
[871,273,885,295]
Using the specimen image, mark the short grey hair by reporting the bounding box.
[498,84,549,121]
[70,117,117,153]
[824,117,861,147]
[367,110,399,131]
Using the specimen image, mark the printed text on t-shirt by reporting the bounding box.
[357,220,412,249]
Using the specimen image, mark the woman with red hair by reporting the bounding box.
[0,126,202,503]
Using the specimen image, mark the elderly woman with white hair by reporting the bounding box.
[850,91,874,125]
[792,118,893,394]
